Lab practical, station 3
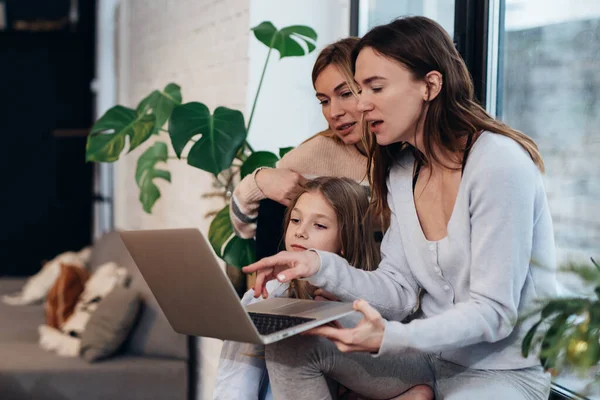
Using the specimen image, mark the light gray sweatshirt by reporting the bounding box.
[308,132,557,369]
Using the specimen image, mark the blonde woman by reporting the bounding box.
[218,38,432,400]
[230,38,370,240]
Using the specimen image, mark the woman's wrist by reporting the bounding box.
[304,249,325,284]
[253,167,271,197]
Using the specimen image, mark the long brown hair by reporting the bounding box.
[353,16,545,216]
[283,177,380,299]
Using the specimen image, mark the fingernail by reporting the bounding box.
[277,274,286,281]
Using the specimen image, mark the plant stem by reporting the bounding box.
[247,44,273,135]
[159,128,169,134]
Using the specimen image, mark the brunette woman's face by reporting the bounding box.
[314,64,362,145]
[355,47,430,146]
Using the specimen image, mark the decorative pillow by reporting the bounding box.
[80,284,141,362]
[2,246,91,306]
[38,262,130,358]
[44,263,90,329]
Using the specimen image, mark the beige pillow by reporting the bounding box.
[80,285,141,362]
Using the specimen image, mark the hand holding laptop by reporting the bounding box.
[119,229,356,345]
[244,249,386,353]
[243,250,321,298]
[303,299,386,354]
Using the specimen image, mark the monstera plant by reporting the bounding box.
[86,21,318,268]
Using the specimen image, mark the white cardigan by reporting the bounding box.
[309,132,557,369]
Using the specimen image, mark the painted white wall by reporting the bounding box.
[246,0,350,154]
[98,1,252,398]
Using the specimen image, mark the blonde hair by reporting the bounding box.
[283,177,380,299]
[308,38,374,156]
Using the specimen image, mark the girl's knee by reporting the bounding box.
[265,334,332,365]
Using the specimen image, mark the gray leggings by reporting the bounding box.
[265,335,551,400]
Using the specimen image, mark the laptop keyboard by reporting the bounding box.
[248,312,315,336]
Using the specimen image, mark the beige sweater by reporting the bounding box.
[230,133,368,239]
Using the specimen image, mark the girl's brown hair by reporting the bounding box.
[283,177,380,299]
[353,16,544,217]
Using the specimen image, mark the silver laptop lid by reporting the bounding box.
[119,228,263,343]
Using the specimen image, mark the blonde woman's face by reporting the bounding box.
[285,191,342,255]
[314,64,363,145]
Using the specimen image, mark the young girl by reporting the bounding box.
[213,177,380,400]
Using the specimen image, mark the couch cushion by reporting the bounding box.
[0,278,44,342]
[0,342,187,400]
[88,232,188,360]
[80,285,142,362]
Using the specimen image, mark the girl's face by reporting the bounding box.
[285,191,342,255]
[355,47,428,146]
[314,64,363,145]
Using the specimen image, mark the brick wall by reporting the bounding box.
[114,0,249,233]
[113,1,250,398]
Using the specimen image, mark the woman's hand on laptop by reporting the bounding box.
[303,299,385,354]
[243,250,320,298]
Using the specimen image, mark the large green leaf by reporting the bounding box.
[135,142,171,213]
[279,146,294,158]
[251,22,317,59]
[208,205,256,268]
[208,205,236,257]
[169,103,247,176]
[240,151,279,179]
[137,83,182,135]
[86,105,155,162]
[223,237,256,269]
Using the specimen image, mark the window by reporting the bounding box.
[354,0,600,397]
[357,0,455,37]
[491,0,600,397]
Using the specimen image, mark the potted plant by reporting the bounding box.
[85,21,317,270]
[522,257,600,394]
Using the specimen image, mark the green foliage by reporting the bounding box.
[522,258,600,377]
[86,106,155,162]
[251,22,317,59]
[85,21,317,269]
[240,151,279,179]
[208,205,255,269]
[279,146,294,158]
[137,83,182,136]
[169,103,247,176]
[223,237,256,269]
[135,142,171,213]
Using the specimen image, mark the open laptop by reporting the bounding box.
[119,228,356,345]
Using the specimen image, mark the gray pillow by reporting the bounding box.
[80,285,141,362]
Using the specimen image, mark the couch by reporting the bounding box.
[0,231,195,400]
